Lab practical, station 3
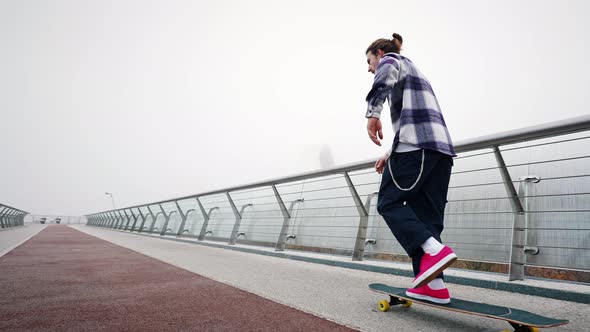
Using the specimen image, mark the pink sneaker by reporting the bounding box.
[406,284,451,304]
[412,246,457,288]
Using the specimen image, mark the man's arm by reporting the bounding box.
[365,57,400,119]
[365,58,400,146]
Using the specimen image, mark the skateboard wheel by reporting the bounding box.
[528,328,540,332]
[378,300,390,312]
[401,300,413,308]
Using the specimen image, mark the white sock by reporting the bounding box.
[428,278,446,290]
[421,237,444,255]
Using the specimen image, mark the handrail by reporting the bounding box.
[87,114,590,216]
[0,203,29,215]
[0,203,29,228]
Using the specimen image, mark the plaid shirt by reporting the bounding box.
[366,53,456,157]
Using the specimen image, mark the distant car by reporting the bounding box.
[40,218,46,224]
[55,218,61,224]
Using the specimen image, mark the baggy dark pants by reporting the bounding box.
[376,149,453,279]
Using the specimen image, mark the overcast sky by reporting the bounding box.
[1,0,589,216]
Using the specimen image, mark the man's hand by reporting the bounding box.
[367,117,383,146]
[375,154,388,174]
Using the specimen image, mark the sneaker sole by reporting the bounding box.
[412,253,457,288]
[405,290,451,304]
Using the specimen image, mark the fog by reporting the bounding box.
[1,0,589,215]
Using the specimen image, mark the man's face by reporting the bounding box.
[366,50,383,74]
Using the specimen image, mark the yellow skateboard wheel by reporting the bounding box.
[378,300,390,312]
[402,300,413,308]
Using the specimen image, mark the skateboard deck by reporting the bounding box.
[369,283,568,332]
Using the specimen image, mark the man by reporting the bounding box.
[365,34,457,304]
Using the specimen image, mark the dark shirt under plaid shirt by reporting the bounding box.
[366,53,456,157]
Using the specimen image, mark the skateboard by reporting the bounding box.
[369,283,568,332]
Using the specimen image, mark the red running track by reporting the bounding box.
[0,225,356,331]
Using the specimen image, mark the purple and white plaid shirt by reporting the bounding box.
[366,53,456,157]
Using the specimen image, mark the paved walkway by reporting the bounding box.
[0,224,45,258]
[70,225,589,332]
[0,225,355,331]
[1,224,588,331]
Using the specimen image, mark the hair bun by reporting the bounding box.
[391,33,403,44]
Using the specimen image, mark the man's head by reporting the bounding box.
[366,49,385,74]
[366,33,403,74]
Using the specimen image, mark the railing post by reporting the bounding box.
[513,175,541,280]
[174,201,188,237]
[12,211,20,227]
[357,192,378,261]
[227,192,252,245]
[129,209,139,231]
[6,210,14,227]
[147,206,158,233]
[118,211,124,229]
[107,213,113,227]
[137,207,147,233]
[3,210,11,227]
[109,212,115,228]
[343,172,371,261]
[274,185,304,251]
[108,211,117,228]
[137,208,148,233]
[11,211,19,227]
[273,185,290,251]
[158,204,172,236]
[114,210,123,230]
[123,210,132,231]
[178,210,196,237]
[150,212,163,233]
[197,198,217,241]
[117,210,126,229]
[9,210,18,227]
[118,211,125,229]
[0,207,7,229]
[116,211,123,229]
[493,146,527,281]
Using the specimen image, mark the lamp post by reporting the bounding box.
[105,192,116,209]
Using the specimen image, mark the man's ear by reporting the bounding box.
[377,49,385,57]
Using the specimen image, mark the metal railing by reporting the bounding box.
[86,115,590,281]
[0,204,29,229]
